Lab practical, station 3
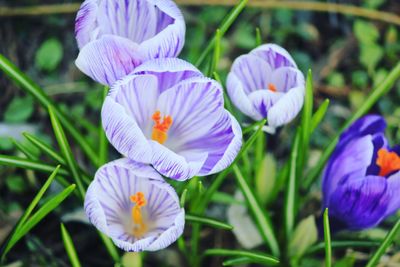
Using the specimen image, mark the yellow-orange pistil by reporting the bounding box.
[151,111,173,144]
[130,192,148,238]
[376,148,400,177]
[268,83,277,92]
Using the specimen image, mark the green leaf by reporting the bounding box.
[360,43,384,74]
[185,214,233,230]
[0,137,14,151]
[0,54,98,166]
[4,96,34,123]
[6,175,27,193]
[35,38,63,72]
[233,165,280,256]
[324,208,332,267]
[1,166,61,260]
[354,20,379,44]
[311,99,330,133]
[289,215,318,260]
[303,61,400,190]
[208,29,221,77]
[366,219,400,267]
[61,223,82,267]
[48,106,85,198]
[204,249,279,266]
[11,138,38,160]
[195,0,249,67]
[121,252,142,267]
[307,241,380,254]
[211,191,244,206]
[256,154,276,205]
[255,27,262,46]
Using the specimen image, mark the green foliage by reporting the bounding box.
[35,38,63,72]
[3,95,34,123]
[289,216,318,262]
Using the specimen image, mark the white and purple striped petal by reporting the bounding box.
[227,43,305,127]
[85,159,185,252]
[102,58,242,180]
[75,0,185,84]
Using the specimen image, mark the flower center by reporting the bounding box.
[130,192,148,238]
[268,83,277,92]
[151,111,173,144]
[376,148,400,177]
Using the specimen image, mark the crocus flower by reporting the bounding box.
[227,44,305,127]
[85,158,185,251]
[74,0,185,85]
[322,115,400,231]
[102,58,242,181]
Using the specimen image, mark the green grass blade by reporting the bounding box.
[323,208,332,267]
[61,223,82,267]
[11,184,76,246]
[366,219,400,267]
[11,138,38,159]
[185,214,233,230]
[48,106,85,198]
[223,256,274,266]
[233,165,280,256]
[304,61,400,190]
[23,132,66,164]
[98,232,120,262]
[255,27,262,46]
[301,70,313,147]
[284,131,300,241]
[213,71,234,114]
[306,241,380,254]
[204,249,279,265]
[311,99,330,133]
[0,166,60,261]
[0,154,69,176]
[0,54,98,165]
[195,0,249,67]
[208,29,221,77]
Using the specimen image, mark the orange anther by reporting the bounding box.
[376,148,400,177]
[151,111,173,144]
[268,83,277,92]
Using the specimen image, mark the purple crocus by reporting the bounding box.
[227,44,305,127]
[74,0,185,85]
[101,58,242,181]
[85,159,185,251]
[322,115,400,231]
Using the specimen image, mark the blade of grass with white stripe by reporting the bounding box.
[306,241,379,254]
[304,61,400,190]
[48,105,85,198]
[0,166,61,261]
[233,165,280,256]
[204,249,279,266]
[366,219,400,267]
[311,99,330,133]
[61,223,82,267]
[195,0,248,67]
[223,256,275,266]
[323,208,332,267]
[185,214,233,230]
[208,29,221,77]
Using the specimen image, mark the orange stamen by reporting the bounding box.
[151,111,173,144]
[130,192,147,237]
[376,148,400,177]
[268,83,277,92]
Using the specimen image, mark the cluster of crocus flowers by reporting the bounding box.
[322,115,400,231]
[227,44,305,127]
[75,0,243,252]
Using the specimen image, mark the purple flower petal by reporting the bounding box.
[267,86,305,127]
[85,158,184,252]
[229,54,273,94]
[251,44,297,69]
[75,35,144,85]
[386,171,400,216]
[271,67,305,92]
[75,0,185,58]
[328,176,390,230]
[133,58,204,94]
[322,135,374,207]
[248,90,283,119]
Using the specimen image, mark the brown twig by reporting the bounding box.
[0,1,400,26]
